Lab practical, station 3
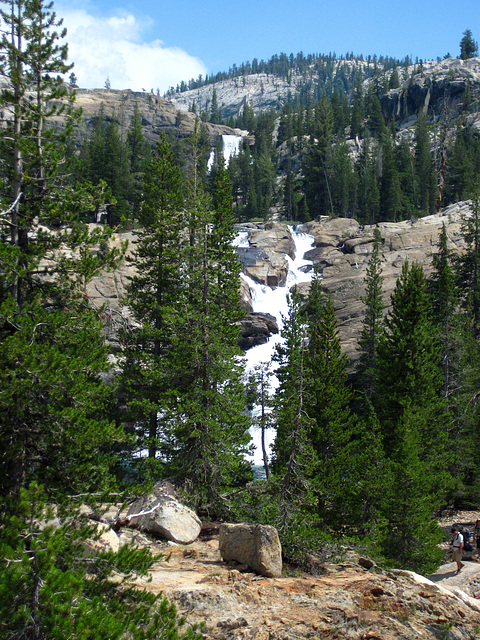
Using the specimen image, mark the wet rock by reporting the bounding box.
[238,312,279,350]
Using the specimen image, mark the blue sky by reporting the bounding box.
[57,0,480,92]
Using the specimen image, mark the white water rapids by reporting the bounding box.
[236,227,315,466]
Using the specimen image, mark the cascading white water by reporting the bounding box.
[238,226,315,467]
[207,134,242,170]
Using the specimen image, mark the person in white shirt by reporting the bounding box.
[451,525,464,574]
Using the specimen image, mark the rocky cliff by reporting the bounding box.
[51,87,249,148]
[87,200,472,365]
[380,57,480,130]
[58,56,480,148]
[166,56,480,131]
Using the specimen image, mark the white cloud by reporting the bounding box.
[59,7,207,93]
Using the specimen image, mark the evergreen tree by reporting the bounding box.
[414,112,437,216]
[378,405,445,572]
[444,124,480,204]
[380,131,402,222]
[460,29,478,59]
[126,102,151,221]
[121,133,185,467]
[210,87,222,123]
[340,403,390,537]
[0,3,199,637]
[0,483,203,640]
[356,227,384,397]
[303,275,355,527]
[246,362,274,479]
[271,289,318,531]
[455,195,480,338]
[304,94,334,217]
[0,0,115,308]
[166,129,252,509]
[350,77,364,139]
[373,261,451,491]
[429,222,458,398]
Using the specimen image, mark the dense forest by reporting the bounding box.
[1,0,480,635]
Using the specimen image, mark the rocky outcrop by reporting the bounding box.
[236,246,290,287]
[247,222,296,259]
[82,521,120,555]
[380,57,480,129]
[219,523,282,578]
[126,482,202,544]
[301,200,471,363]
[51,88,249,149]
[87,200,473,364]
[235,222,295,287]
[238,312,279,350]
[129,520,480,640]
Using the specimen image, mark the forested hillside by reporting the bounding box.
[69,41,480,229]
[1,2,480,634]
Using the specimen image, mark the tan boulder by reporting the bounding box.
[127,494,201,545]
[247,222,295,259]
[219,523,282,578]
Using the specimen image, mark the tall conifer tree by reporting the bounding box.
[121,133,185,465]
[304,275,354,526]
[0,4,199,637]
[272,289,317,531]
[356,227,384,397]
[166,127,251,509]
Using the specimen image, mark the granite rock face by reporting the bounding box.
[51,88,249,148]
[86,200,473,364]
[126,482,202,545]
[380,57,480,128]
[302,200,471,364]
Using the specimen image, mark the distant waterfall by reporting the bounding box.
[208,134,242,170]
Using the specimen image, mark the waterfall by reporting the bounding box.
[239,226,315,468]
[208,134,242,170]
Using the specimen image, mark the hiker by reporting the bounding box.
[475,520,480,560]
[451,525,464,574]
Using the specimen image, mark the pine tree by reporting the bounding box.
[356,227,384,397]
[166,128,251,509]
[460,29,478,59]
[429,222,458,398]
[340,402,390,537]
[126,102,151,221]
[380,131,402,222]
[0,483,204,640]
[121,133,185,467]
[373,261,451,493]
[378,405,445,572]
[304,94,334,217]
[304,275,354,527]
[0,0,115,308]
[0,3,200,637]
[414,112,437,216]
[271,289,318,531]
[246,362,274,479]
[0,0,121,494]
[455,195,480,338]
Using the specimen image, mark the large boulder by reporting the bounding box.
[127,483,201,544]
[238,312,279,350]
[236,246,290,286]
[247,222,295,259]
[219,523,282,578]
[83,521,120,555]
